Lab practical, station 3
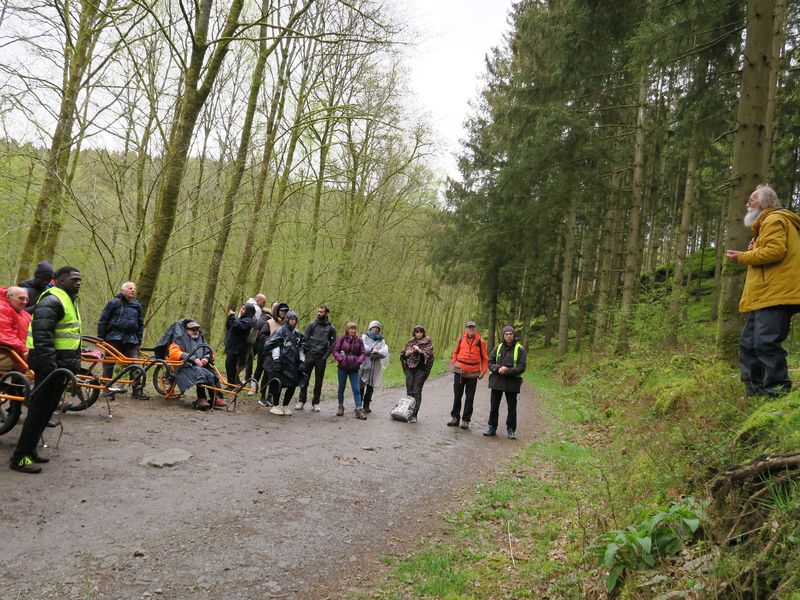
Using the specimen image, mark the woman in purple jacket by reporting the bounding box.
[332,322,367,419]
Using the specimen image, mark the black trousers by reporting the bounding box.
[489,389,518,431]
[298,354,327,405]
[739,306,794,396]
[12,370,70,462]
[451,373,478,422]
[101,342,144,394]
[225,353,240,384]
[360,383,375,408]
[403,365,428,416]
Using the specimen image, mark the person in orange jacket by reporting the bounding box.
[447,320,488,430]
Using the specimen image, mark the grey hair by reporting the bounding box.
[755,185,780,209]
[6,286,27,300]
[120,281,136,291]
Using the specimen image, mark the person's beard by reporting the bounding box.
[744,207,763,228]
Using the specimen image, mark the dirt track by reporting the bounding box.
[0,375,537,599]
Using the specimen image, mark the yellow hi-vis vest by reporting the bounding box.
[496,342,522,367]
[26,287,82,351]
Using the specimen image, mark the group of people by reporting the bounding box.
[0,258,529,474]
[9,182,793,474]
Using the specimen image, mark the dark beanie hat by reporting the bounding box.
[34,261,54,279]
[502,325,514,335]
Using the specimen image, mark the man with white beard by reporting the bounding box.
[726,185,800,397]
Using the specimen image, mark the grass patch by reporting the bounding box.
[348,278,800,598]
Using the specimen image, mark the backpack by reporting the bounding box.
[390,395,416,422]
[246,323,259,345]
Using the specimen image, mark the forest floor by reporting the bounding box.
[0,374,540,599]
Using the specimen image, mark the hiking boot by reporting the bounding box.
[131,392,150,401]
[312,404,320,412]
[336,405,344,417]
[294,401,305,411]
[194,399,211,410]
[10,456,42,474]
[258,396,273,408]
[507,429,516,440]
[460,420,469,430]
[408,415,417,423]
[447,417,459,427]
[363,402,371,413]
[246,390,256,396]
[46,418,58,428]
[355,408,367,420]
[214,397,227,408]
[483,426,496,437]
[282,405,292,416]
[270,406,285,416]
[31,453,50,464]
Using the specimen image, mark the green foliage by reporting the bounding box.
[590,497,706,593]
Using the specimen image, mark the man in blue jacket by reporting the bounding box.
[97,281,146,398]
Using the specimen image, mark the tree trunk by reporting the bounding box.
[201,0,274,331]
[716,0,778,360]
[226,36,293,310]
[666,135,700,347]
[136,0,245,315]
[557,196,577,354]
[760,0,788,180]
[710,201,727,322]
[593,179,620,348]
[16,0,105,280]
[617,72,649,353]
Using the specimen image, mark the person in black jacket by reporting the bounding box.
[10,266,82,473]
[97,281,146,398]
[296,304,336,412]
[262,311,305,416]
[484,326,527,440]
[224,304,256,385]
[18,260,54,314]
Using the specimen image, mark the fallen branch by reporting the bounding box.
[507,521,516,568]
[710,453,800,501]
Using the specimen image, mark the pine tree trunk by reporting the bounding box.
[593,180,620,348]
[761,0,788,179]
[667,136,699,347]
[710,201,727,322]
[716,0,778,359]
[558,197,577,355]
[617,73,649,352]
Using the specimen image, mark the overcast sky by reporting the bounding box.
[399,0,514,181]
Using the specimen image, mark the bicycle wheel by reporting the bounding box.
[152,363,177,397]
[0,397,22,435]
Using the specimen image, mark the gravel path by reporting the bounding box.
[0,374,538,599]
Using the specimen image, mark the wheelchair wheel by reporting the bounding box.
[152,363,177,396]
[63,371,101,411]
[0,397,22,435]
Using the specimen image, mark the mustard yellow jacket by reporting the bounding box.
[738,207,800,312]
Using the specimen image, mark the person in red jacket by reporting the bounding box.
[0,286,31,371]
[447,320,488,430]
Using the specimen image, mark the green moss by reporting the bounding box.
[733,391,800,453]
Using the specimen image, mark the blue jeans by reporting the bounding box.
[337,368,362,408]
